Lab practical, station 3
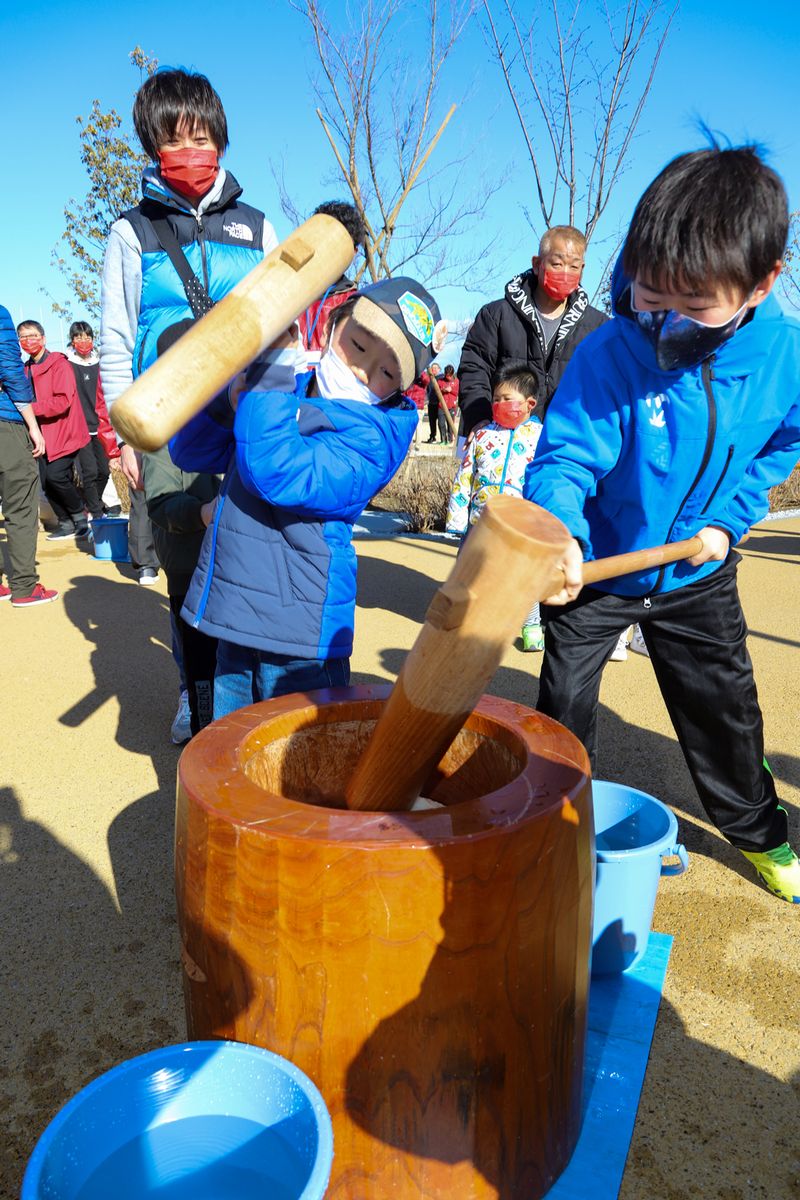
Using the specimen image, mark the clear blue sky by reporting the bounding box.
[2,0,799,354]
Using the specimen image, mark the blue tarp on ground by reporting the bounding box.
[545,933,673,1199]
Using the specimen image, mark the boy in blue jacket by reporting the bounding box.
[525,143,800,903]
[170,276,441,717]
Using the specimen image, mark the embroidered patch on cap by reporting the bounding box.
[398,291,434,345]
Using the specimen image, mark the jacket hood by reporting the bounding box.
[610,253,784,381]
[30,350,67,376]
[66,348,99,365]
[141,166,244,216]
[505,267,589,327]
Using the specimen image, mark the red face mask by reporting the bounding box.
[492,400,530,429]
[540,268,581,302]
[19,335,44,357]
[159,147,219,200]
[72,337,93,357]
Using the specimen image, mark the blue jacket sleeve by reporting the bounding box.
[0,305,34,409]
[710,396,800,543]
[234,388,414,520]
[169,391,235,474]
[524,351,623,555]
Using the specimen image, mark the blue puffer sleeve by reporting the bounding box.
[524,350,623,555]
[0,304,33,408]
[234,387,416,520]
[710,394,800,544]
[169,391,235,474]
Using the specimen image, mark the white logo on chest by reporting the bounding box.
[223,222,254,242]
[644,392,667,428]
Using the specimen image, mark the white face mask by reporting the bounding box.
[315,341,383,406]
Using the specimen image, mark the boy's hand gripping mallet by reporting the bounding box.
[345,501,704,813]
[109,213,356,453]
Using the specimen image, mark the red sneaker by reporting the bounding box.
[0,585,11,601]
[11,583,60,607]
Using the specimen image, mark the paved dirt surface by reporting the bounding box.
[1,519,798,1198]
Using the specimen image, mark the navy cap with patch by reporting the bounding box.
[352,276,443,389]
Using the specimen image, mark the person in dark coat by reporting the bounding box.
[458,225,607,435]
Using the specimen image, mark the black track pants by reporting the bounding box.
[537,553,787,852]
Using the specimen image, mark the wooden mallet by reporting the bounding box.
[109,213,356,452]
[345,496,703,812]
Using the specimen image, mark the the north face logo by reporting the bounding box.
[223,222,254,242]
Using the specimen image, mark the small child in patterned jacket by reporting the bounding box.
[446,364,545,650]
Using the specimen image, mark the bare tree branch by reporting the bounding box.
[284,0,496,290]
[482,0,678,244]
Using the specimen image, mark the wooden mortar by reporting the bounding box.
[175,685,593,1199]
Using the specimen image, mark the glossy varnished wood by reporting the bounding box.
[345,496,572,811]
[176,687,593,1199]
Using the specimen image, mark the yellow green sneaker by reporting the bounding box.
[740,842,800,903]
[522,623,545,653]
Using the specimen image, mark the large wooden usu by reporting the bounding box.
[175,686,593,1199]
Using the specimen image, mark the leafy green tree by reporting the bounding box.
[48,48,158,322]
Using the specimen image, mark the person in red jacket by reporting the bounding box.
[436,363,459,443]
[18,320,91,540]
[66,321,121,519]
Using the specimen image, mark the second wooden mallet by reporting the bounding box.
[110,213,356,452]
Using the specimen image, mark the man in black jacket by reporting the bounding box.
[458,225,607,435]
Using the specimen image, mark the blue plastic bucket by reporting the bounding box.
[591,780,688,976]
[91,516,130,563]
[22,1041,334,1200]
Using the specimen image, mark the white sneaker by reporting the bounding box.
[171,690,191,744]
[609,630,629,662]
[630,625,650,657]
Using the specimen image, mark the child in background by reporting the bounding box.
[142,447,220,742]
[18,320,91,541]
[66,321,121,519]
[447,365,544,651]
[170,276,442,716]
[525,142,800,903]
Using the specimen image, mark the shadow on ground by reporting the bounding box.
[1,575,186,1193]
[2,553,798,1197]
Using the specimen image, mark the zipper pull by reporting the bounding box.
[643,596,652,610]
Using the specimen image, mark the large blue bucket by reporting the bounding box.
[22,1041,334,1200]
[91,516,130,563]
[591,780,688,976]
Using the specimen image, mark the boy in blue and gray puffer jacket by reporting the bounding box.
[170,277,442,718]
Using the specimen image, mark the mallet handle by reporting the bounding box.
[544,535,705,596]
[110,214,356,452]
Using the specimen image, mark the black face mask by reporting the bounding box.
[631,293,751,371]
